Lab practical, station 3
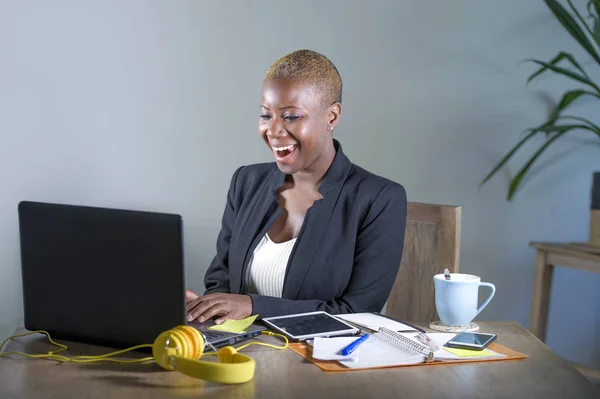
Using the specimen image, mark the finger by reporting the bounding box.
[186,294,216,313]
[185,289,199,303]
[186,296,203,313]
[215,313,231,325]
[218,307,249,323]
[187,300,214,322]
[187,297,225,322]
[198,303,231,323]
[202,302,231,320]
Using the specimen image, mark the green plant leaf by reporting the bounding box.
[482,115,600,196]
[544,0,600,64]
[557,115,600,137]
[549,89,600,122]
[525,58,600,93]
[588,0,600,21]
[589,0,600,45]
[483,0,600,200]
[527,52,588,83]
[507,123,600,199]
[567,0,600,50]
[589,0,600,16]
[479,129,541,187]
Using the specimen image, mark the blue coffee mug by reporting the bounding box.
[434,273,496,326]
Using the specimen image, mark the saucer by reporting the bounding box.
[429,321,479,332]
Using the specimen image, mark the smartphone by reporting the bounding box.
[445,332,497,351]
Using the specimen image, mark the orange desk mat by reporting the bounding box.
[288,342,528,372]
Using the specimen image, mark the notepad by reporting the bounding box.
[333,331,505,369]
[311,337,360,361]
[335,313,418,332]
[288,337,526,372]
[207,314,258,333]
[443,347,498,358]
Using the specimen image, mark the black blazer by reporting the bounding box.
[203,140,407,319]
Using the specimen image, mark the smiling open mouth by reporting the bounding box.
[274,144,297,158]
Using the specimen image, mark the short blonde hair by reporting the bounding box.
[264,49,342,107]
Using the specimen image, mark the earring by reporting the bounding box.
[329,127,333,131]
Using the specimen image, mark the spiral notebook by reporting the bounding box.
[292,327,526,371]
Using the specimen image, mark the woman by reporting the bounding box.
[186,49,407,324]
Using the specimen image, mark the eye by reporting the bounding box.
[260,114,271,121]
[283,115,301,122]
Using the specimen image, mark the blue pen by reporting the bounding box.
[341,334,370,356]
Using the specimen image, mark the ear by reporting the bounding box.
[326,102,341,132]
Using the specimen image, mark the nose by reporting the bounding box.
[266,117,286,138]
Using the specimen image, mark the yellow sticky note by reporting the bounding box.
[443,347,495,357]
[208,314,258,333]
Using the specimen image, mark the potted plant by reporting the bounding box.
[480,0,599,201]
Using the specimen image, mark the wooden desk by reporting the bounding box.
[1,322,598,398]
[529,242,600,383]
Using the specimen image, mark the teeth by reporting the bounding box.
[274,144,295,151]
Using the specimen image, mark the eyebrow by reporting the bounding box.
[260,105,304,111]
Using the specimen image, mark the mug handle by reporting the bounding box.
[474,282,496,318]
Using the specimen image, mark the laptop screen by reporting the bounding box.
[18,201,186,348]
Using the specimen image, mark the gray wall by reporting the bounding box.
[1,0,598,367]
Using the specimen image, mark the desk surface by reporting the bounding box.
[530,241,600,264]
[1,321,598,399]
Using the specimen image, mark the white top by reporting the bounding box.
[243,233,297,297]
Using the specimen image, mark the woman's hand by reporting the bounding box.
[186,293,252,324]
[185,289,199,304]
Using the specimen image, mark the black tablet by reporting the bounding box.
[261,311,360,341]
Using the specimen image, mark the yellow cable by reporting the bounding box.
[0,329,288,363]
[236,330,289,351]
[0,330,154,364]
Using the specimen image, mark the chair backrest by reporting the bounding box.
[384,202,462,323]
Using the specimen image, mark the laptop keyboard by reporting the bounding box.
[187,322,264,348]
[202,330,231,340]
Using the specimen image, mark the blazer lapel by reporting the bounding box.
[282,140,352,299]
[233,140,351,297]
[282,186,343,299]
[230,174,282,294]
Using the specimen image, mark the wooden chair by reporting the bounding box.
[384,202,462,323]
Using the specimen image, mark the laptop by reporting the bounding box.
[188,320,265,348]
[17,200,265,350]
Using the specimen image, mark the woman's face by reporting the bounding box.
[259,78,338,175]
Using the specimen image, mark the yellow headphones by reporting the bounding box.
[152,325,255,384]
[0,325,287,385]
